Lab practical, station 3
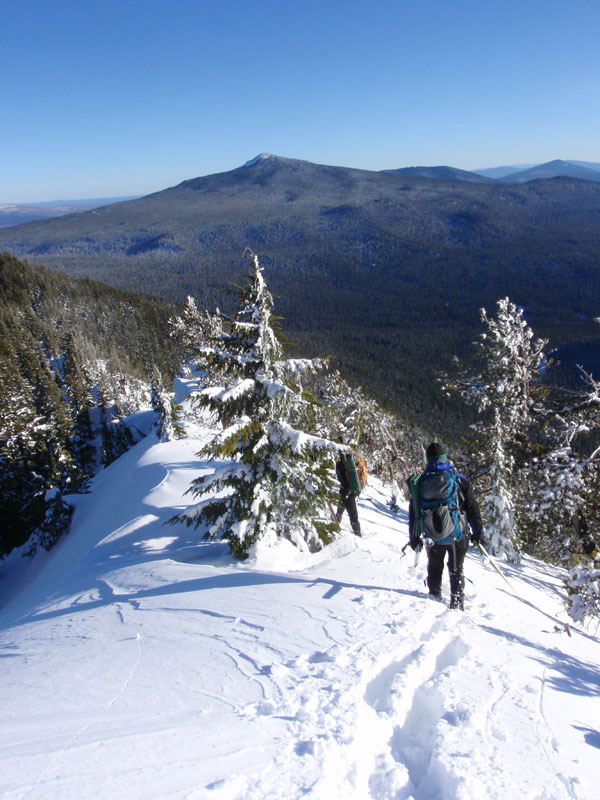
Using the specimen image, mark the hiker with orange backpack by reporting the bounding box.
[335,450,367,537]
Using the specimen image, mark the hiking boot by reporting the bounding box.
[449,595,464,611]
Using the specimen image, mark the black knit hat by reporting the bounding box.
[426,442,447,462]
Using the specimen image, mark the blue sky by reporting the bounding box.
[4,0,600,202]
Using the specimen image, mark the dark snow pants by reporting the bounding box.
[427,537,469,607]
[336,488,361,536]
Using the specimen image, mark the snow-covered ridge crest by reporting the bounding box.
[243,153,275,167]
[1,373,598,799]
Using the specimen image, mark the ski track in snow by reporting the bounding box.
[0,416,598,800]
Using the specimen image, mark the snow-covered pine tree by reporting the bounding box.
[566,558,600,625]
[524,369,600,562]
[524,431,586,564]
[2,339,79,556]
[444,297,547,560]
[0,358,39,556]
[172,254,340,558]
[96,366,142,467]
[169,295,223,367]
[150,367,183,442]
[27,486,74,554]
[97,372,117,467]
[62,329,95,478]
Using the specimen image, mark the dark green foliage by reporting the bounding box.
[151,368,184,442]
[0,252,182,557]
[0,252,181,382]
[26,489,74,555]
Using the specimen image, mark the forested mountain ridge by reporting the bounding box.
[1,154,600,420]
[0,252,182,557]
[383,165,496,182]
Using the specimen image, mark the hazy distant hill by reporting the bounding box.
[500,160,600,184]
[473,164,538,179]
[1,153,600,421]
[569,160,600,172]
[383,165,495,183]
[0,203,97,228]
[0,196,139,228]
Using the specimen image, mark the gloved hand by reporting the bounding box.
[471,531,483,546]
[409,537,421,551]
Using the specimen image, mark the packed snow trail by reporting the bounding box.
[1,422,598,799]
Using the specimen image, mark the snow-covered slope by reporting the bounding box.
[1,397,598,799]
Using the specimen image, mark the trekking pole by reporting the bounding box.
[476,541,515,592]
[328,503,340,530]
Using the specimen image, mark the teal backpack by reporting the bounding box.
[408,469,467,545]
[342,453,362,494]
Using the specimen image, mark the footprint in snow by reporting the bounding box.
[308,650,336,664]
[294,740,316,756]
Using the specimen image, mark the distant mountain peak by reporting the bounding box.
[500,159,600,184]
[243,153,276,168]
[544,159,570,168]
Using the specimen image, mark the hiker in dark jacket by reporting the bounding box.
[335,455,362,537]
[408,442,484,610]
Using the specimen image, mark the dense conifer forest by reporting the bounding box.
[0,252,181,557]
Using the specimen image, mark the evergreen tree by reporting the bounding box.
[0,334,78,556]
[97,373,117,468]
[444,297,547,560]
[566,558,600,625]
[25,487,74,555]
[151,367,183,442]
[62,329,95,478]
[523,369,600,562]
[168,295,223,366]
[97,371,137,468]
[0,357,40,555]
[172,254,339,557]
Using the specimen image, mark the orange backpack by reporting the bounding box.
[355,454,368,490]
[342,452,368,493]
